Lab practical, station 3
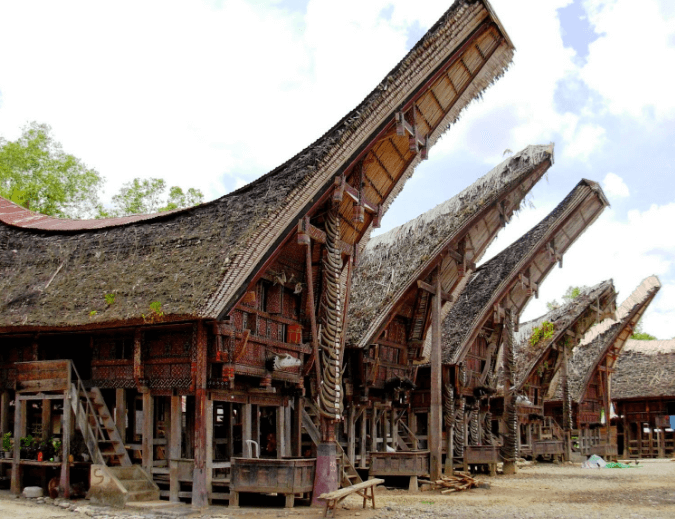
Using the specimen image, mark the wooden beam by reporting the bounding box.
[115,388,126,441]
[142,392,154,472]
[417,280,454,302]
[297,217,353,256]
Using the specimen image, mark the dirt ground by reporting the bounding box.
[1,459,674,518]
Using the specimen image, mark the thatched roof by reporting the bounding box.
[0,1,514,331]
[512,280,617,390]
[347,144,554,348]
[441,179,609,365]
[548,276,661,403]
[613,340,675,400]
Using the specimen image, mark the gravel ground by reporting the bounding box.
[1,459,674,519]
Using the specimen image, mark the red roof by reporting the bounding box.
[0,196,184,231]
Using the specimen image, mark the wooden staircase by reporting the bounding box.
[302,403,363,488]
[69,374,131,467]
[68,364,159,504]
[394,409,420,452]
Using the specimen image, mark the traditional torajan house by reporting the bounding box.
[545,276,661,460]
[510,281,617,462]
[0,0,515,506]
[612,340,675,459]
[344,144,554,484]
[427,178,610,475]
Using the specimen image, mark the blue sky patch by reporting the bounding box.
[557,0,602,64]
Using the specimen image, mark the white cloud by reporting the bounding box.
[561,122,606,162]
[603,172,630,199]
[581,0,675,119]
[513,202,675,339]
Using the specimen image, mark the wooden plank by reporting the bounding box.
[16,378,68,393]
[417,280,453,302]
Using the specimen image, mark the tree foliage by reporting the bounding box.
[630,319,657,341]
[546,285,588,311]
[1,122,204,218]
[0,122,103,218]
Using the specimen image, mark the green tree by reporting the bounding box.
[0,122,103,218]
[546,285,588,311]
[105,178,204,216]
[630,319,657,340]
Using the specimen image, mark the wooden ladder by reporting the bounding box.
[69,365,131,467]
[302,403,363,488]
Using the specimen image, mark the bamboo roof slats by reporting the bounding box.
[512,280,618,392]
[346,144,554,350]
[441,179,610,367]
[612,339,675,400]
[0,1,515,331]
[547,276,662,404]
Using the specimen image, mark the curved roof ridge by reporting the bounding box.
[366,144,554,251]
[0,196,191,231]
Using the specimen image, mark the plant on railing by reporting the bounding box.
[50,437,62,462]
[20,435,37,459]
[104,292,116,305]
[2,432,12,458]
[529,321,555,347]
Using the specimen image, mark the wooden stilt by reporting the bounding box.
[360,410,367,468]
[115,388,126,441]
[41,399,52,440]
[292,397,303,457]
[169,395,182,502]
[429,268,443,480]
[142,392,154,472]
[242,403,252,455]
[60,393,71,498]
[347,406,356,465]
[0,391,9,436]
[276,405,286,459]
[11,398,24,495]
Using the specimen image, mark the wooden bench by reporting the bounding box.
[319,478,384,518]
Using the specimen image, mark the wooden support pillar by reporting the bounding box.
[429,269,443,481]
[369,409,378,453]
[292,397,303,457]
[444,425,454,475]
[60,392,71,498]
[169,395,182,503]
[205,397,213,496]
[115,388,127,441]
[242,403,252,456]
[142,392,154,472]
[360,409,367,468]
[11,398,24,495]
[383,409,391,449]
[1,390,11,436]
[347,406,356,465]
[41,399,52,440]
[276,405,286,459]
[192,320,210,508]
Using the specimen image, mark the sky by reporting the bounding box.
[0,0,673,339]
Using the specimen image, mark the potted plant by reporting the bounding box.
[2,432,12,459]
[20,435,34,459]
[51,438,62,463]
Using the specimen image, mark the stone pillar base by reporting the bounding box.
[311,442,338,507]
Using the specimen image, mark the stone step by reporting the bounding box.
[126,489,161,502]
[122,478,157,492]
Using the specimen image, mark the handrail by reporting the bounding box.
[398,416,420,450]
[70,362,106,463]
